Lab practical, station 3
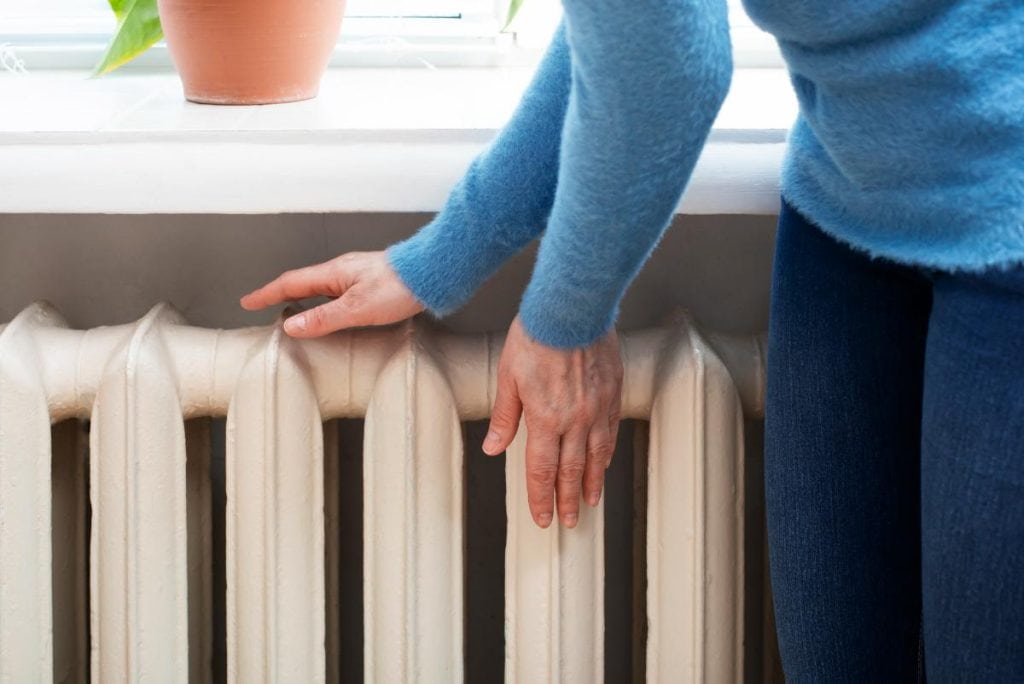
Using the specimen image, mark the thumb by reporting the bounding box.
[283,292,367,338]
[483,372,522,456]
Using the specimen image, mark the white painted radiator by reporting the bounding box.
[0,301,765,683]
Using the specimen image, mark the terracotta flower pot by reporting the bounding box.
[157,0,346,105]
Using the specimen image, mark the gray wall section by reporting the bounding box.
[0,213,776,335]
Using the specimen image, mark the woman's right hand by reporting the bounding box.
[483,317,623,528]
[240,251,425,337]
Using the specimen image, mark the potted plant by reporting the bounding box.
[94,0,526,105]
[94,0,346,105]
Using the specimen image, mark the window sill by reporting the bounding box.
[0,67,795,215]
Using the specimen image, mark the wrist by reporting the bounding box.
[518,293,618,349]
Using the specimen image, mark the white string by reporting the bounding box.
[0,44,28,74]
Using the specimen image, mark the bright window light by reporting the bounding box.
[0,0,779,71]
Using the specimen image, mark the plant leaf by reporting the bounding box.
[107,0,131,21]
[503,0,526,31]
[93,0,162,76]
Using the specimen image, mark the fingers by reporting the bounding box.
[282,295,365,338]
[491,316,624,531]
[556,428,587,528]
[241,261,346,311]
[524,426,560,529]
[483,371,522,456]
[584,424,614,507]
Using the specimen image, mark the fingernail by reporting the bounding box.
[563,513,578,528]
[482,431,501,455]
[284,314,306,334]
[587,491,600,507]
[537,513,552,528]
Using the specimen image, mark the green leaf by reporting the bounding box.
[503,0,526,31]
[107,0,131,21]
[93,0,163,76]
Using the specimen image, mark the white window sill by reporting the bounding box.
[0,67,796,215]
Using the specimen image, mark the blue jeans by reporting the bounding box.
[765,201,1024,682]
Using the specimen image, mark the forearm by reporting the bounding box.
[520,0,732,347]
[387,24,571,316]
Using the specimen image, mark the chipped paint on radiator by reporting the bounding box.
[0,302,765,683]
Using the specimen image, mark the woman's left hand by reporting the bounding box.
[483,317,623,529]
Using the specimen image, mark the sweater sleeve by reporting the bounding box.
[386,23,572,317]
[518,0,732,347]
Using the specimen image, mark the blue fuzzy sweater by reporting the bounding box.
[389,0,1024,347]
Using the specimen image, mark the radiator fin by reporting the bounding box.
[226,325,326,682]
[646,319,745,684]
[89,304,190,680]
[0,303,59,680]
[364,325,465,683]
[504,423,605,684]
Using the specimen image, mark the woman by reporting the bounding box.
[242,0,1023,679]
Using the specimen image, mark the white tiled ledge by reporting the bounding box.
[0,68,795,214]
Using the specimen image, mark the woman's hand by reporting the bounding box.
[483,317,623,529]
[240,251,424,337]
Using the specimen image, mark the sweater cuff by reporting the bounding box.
[518,281,620,348]
[387,214,516,318]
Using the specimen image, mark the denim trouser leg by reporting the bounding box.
[765,201,1024,682]
[921,269,1024,680]
[765,201,931,682]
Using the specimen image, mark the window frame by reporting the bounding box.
[0,0,780,72]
